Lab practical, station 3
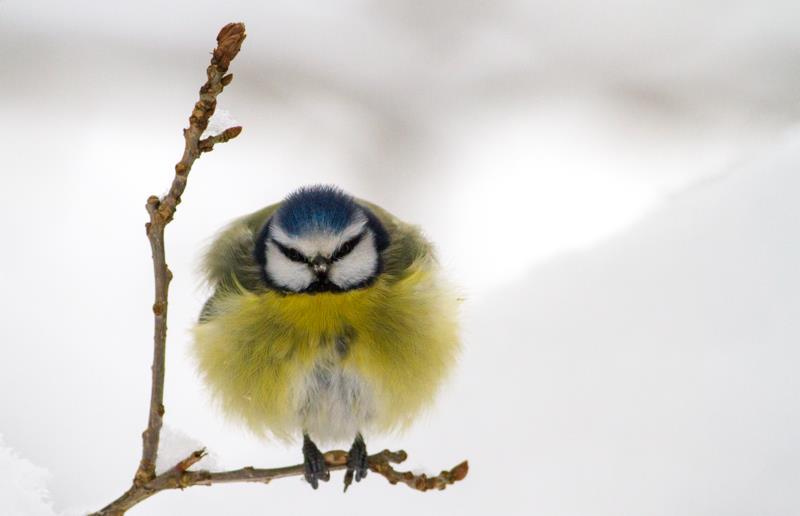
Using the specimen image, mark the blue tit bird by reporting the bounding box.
[192,185,460,490]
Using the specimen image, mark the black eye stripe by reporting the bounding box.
[332,232,365,261]
[271,240,307,263]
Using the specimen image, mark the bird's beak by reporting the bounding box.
[310,255,329,276]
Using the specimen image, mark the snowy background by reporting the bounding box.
[2,1,799,515]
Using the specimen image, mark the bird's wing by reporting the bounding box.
[356,200,437,280]
[199,203,280,320]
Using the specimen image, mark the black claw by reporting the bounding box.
[344,433,368,492]
[303,434,330,490]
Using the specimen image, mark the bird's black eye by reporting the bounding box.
[332,233,364,261]
[272,240,307,263]
[287,249,305,262]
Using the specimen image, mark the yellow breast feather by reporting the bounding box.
[193,255,460,441]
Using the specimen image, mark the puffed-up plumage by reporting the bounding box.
[192,187,460,445]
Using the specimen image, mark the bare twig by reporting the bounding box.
[94,449,467,515]
[198,125,243,152]
[92,21,467,516]
[134,22,245,489]
[371,456,470,491]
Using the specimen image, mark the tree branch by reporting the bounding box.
[91,21,468,516]
[94,449,467,515]
[135,21,245,488]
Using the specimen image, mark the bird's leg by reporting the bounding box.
[343,432,368,492]
[302,432,330,489]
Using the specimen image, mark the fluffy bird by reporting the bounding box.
[193,186,460,490]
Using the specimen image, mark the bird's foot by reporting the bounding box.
[343,433,368,492]
[302,434,330,489]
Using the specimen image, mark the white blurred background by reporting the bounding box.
[1,1,799,515]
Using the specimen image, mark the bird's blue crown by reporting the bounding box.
[275,185,359,236]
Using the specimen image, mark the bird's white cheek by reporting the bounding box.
[265,245,313,291]
[329,236,378,289]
